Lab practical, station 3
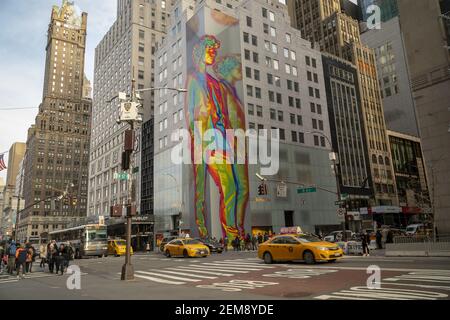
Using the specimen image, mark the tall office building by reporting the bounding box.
[154,0,340,239]
[0,142,26,239]
[289,0,398,206]
[397,0,450,233]
[88,0,172,222]
[18,1,91,243]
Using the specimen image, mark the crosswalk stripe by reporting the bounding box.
[0,279,19,284]
[156,270,217,279]
[135,271,201,282]
[172,267,234,277]
[134,274,186,285]
[200,263,262,271]
[219,262,275,268]
[187,265,249,273]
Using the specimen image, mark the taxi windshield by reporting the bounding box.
[115,240,126,246]
[183,239,202,245]
[295,234,321,243]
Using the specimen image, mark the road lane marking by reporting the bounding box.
[315,286,448,300]
[135,271,201,282]
[156,270,217,279]
[186,265,249,273]
[134,274,186,285]
[199,263,263,271]
[173,267,234,277]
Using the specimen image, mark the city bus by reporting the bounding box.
[48,224,108,259]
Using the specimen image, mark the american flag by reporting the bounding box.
[0,154,6,172]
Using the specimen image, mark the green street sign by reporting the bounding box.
[297,187,317,194]
[341,193,349,200]
[114,172,129,181]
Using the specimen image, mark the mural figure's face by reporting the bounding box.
[205,46,218,65]
[231,66,242,81]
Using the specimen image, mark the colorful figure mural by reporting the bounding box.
[185,13,249,241]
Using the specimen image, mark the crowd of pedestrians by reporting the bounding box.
[218,232,271,252]
[0,239,73,279]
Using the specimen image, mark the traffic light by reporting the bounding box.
[258,182,268,196]
[121,150,131,171]
[63,197,70,206]
[110,205,123,218]
[71,198,78,207]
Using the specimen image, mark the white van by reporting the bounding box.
[405,224,424,236]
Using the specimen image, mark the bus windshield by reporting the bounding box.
[86,228,107,241]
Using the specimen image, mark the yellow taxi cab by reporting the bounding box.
[257,234,344,264]
[164,238,210,258]
[108,239,134,257]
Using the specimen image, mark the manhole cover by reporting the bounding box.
[282,292,311,298]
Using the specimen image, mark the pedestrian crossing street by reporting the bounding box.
[314,269,450,300]
[0,270,89,285]
[0,271,59,285]
[131,258,276,285]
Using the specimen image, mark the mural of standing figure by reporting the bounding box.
[185,35,249,241]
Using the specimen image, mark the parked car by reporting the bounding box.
[324,230,354,242]
[195,238,223,253]
[159,236,178,252]
[405,224,426,236]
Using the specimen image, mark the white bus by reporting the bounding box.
[49,224,108,258]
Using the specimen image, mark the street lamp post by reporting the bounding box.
[112,76,186,281]
[305,131,346,241]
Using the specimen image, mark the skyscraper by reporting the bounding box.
[154,0,339,239]
[397,0,450,234]
[289,0,399,206]
[88,0,172,249]
[18,1,91,242]
[0,142,26,239]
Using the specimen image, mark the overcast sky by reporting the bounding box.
[0,0,117,181]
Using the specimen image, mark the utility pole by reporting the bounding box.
[109,74,187,281]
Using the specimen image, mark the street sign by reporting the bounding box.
[297,187,317,194]
[337,208,346,222]
[277,183,287,198]
[335,200,345,206]
[114,172,130,181]
[341,193,349,200]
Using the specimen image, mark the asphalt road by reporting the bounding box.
[1,251,449,300]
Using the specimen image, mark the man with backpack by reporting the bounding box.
[7,240,17,275]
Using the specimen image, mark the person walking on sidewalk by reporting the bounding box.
[376,230,383,249]
[361,232,370,257]
[6,240,17,275]
[39,241,47,269]
[25,243,34,273]
[48,241,58,274]
[15,244,27,279]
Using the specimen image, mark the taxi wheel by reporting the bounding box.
[114,251,119,257]
[328,259,337,263]
[183,250,189,258]
[263,252,273,264]
[303,251,315,265]
[165,250,171,258]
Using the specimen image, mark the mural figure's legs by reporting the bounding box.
[194,162,208,237]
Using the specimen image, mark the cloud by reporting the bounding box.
[0,0,117,179]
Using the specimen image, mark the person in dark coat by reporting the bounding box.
[56,244,70,275]
[361,232,370,257]
[376,230,383,249]
[48,241,58,274]
[386,230,394,244]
